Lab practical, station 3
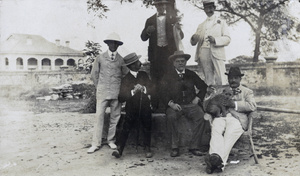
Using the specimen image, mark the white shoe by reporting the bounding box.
[108,143,117,149]
[87,146,99,154]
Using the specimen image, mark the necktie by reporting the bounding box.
[233,88,242,95]
[111,53,114,60]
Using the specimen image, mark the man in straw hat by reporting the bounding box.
[161,50,209,157]
[112,52,153,158]
[88,32,129,154]
[141,0,184,112]
[204,66,256,174]
[190,0,230,86]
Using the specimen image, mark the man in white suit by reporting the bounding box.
[190,0,230,86]
[204,67,257,174]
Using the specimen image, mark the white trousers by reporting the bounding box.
[209,114,244,164]
[198,48,227,86]
[92,98,121,147]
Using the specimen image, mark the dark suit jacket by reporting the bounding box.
[161,68,208,107]
[118,71,152,115]
[140,14,184,62]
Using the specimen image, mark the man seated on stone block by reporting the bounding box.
[112,53,153,158]
[203,66,257,174]
[160,50,208,157]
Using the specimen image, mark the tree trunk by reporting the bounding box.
[253,18,264,62]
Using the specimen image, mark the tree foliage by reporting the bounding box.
[191,0,299,62]
[82,40,102,73]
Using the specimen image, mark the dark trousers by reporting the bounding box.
[166,103,207,149]
[116,111,152,155]
[150,46,173,110]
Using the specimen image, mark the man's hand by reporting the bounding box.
[146,26,155,35]
[207,35,216,44]
[227,99,236,109]
[133,84,145,94]
[169,102,182,111]
[190,34,199,46]
[191,97,200,105]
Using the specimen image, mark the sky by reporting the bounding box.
[1,0,300,65]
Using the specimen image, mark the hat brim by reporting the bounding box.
[124,55,142,66]
[153,1,170,5]
[225,73,244,77]
[104,40,123,45]
[168,54,191,62]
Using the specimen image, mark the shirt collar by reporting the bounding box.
[206,14,216,22]
[130,70,138,78]
[108,50,117,58]
[176,69,185,75]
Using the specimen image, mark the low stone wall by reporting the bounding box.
[0,61,299,91]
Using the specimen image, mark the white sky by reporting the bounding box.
[1,0,300,64]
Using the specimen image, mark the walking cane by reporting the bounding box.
[136,91,143,152]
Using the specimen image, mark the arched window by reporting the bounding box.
[42,58,51,70]
[16,57,23,70]
[67,58,75,66]
[55,58,63,70]
[28,58,38,70]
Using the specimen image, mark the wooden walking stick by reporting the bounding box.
[136,91,143,152]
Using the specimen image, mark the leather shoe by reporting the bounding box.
[189,149,205,156]
[112,150,121,158]
[205,153,224,174]
[145,146,153,158]
[170,148,179,157]
[204,154,213,174]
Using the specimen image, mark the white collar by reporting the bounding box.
[176,69,185,75]
[130,70,138,78]
[108,50,117,57]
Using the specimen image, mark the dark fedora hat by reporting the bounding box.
[152,0,170,5]
[168,50,191,62]
[225,67,244,77]
[123,52,142,66]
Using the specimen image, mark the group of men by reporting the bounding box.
[87,0,257,174]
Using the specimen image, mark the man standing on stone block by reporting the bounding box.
[161,50,208,157]
[190,0,230,86]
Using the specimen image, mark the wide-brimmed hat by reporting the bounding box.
[225,67,244,77]
[103,32,123,45]
[203,0,215,6]
[152,0,169,5]
[168,50,191,62]
[123,53,142,66]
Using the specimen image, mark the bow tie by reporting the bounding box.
[178,73,184,78]
[232,88,242,95]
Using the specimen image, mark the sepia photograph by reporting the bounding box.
[1,0,300,175]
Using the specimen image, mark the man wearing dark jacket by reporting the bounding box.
[112,53,153,158]
[161,50,208,157]
[141,0,184,111]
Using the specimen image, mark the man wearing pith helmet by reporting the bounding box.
[88,32,129,154]
[161,50,209,157]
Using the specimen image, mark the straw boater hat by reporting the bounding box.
[203,0,215,6]
[103,32,123,45]
[152,0,170,5]
[168,50,191,62]
[123,53,142,66]
[225,67,244,77]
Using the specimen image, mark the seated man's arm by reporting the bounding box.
[236,89,257,112]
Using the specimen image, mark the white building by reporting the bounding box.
[0,34,85,71]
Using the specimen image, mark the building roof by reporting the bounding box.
[0,34,84,56]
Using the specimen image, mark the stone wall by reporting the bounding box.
[0,61,300,91]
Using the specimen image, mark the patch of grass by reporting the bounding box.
[254,86,300,96]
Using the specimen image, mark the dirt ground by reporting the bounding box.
[0,96,299,176]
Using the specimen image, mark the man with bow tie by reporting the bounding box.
[190,0,230,86]
[141,0,184,112]
[204,67,257,174]
[161,51,208,157]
